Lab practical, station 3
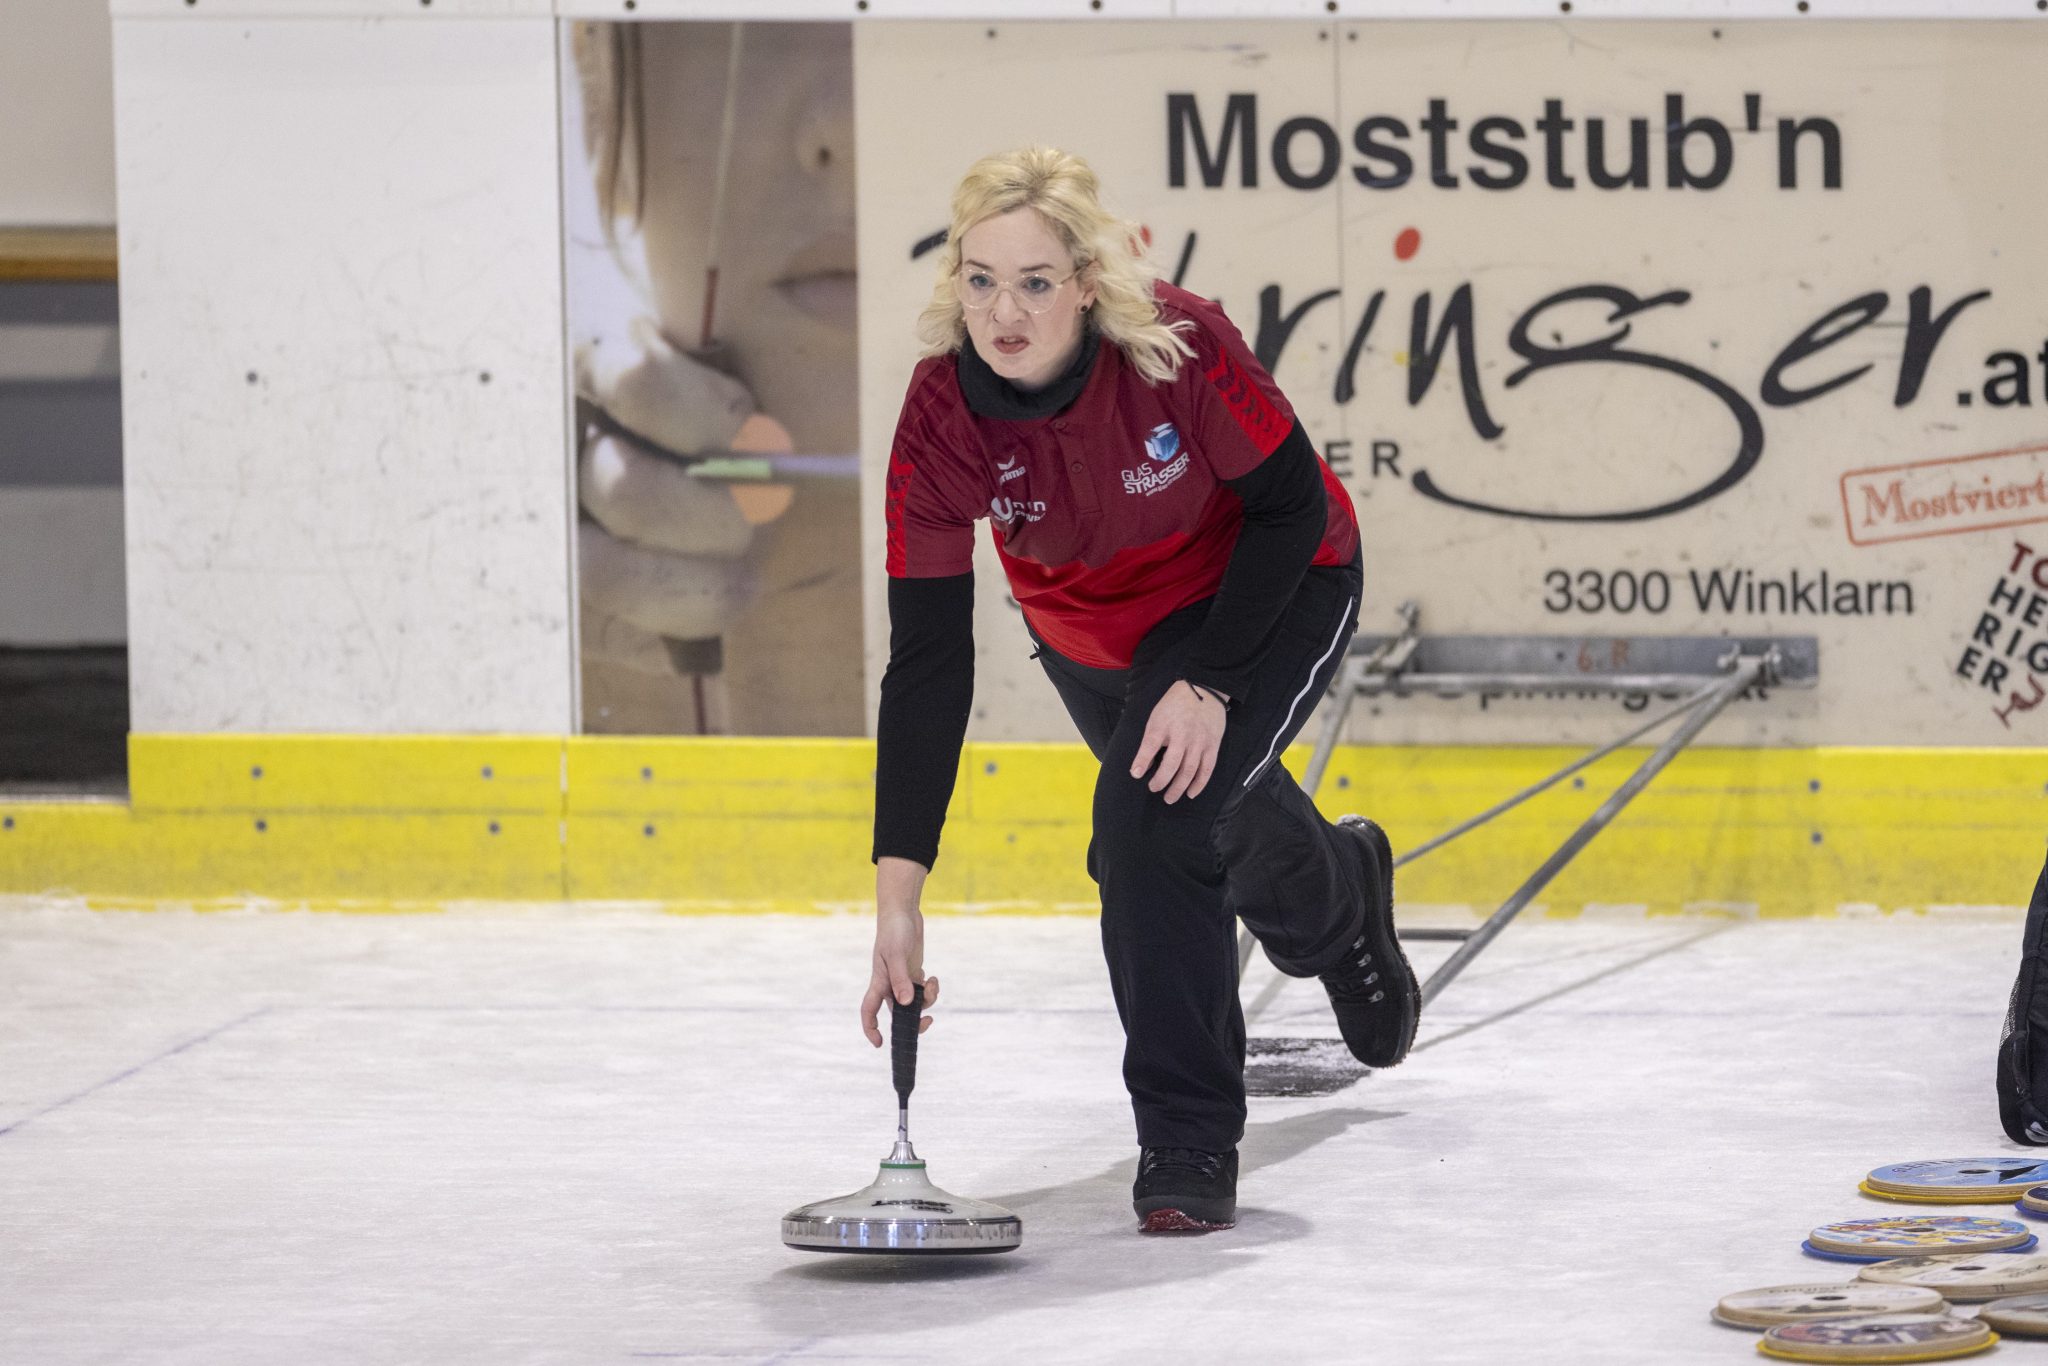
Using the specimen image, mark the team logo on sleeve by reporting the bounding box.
[1124,423,1190,496]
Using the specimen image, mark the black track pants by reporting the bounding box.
[1032,555,1368,1152]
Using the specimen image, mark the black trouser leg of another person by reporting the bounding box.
[1032,556,1368,1152]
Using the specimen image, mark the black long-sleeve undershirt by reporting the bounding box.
[872,572,975,869]
[871,419,1330,870]
[1179,420,1330,704]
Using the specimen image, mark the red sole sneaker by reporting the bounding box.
[1138,1208,1237,1234]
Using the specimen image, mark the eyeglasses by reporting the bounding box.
[954,267,1078,315]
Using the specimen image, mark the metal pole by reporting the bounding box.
[1415,657,1763,1009]
[1394,678,1723,869]
[1360,671,1755,696]
[1243,670,1721,979]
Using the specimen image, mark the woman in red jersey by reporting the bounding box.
[860,146,1416,1234]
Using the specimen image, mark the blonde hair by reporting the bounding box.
[915,147,1195,386]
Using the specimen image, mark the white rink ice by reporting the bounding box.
[1,902,2040,1366]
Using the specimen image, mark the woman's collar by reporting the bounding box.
[955,325,1102,422]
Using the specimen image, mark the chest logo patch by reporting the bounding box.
[1144,423,1181,464]
[1124,423,1190,497]
[991,495,1047,526]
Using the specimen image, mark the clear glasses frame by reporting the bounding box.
[953,267,1079,315]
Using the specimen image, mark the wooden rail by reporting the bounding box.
[0,228,118,283]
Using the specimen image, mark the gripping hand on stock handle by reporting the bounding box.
[861,855,940,1048]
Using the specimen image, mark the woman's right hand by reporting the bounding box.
[862,857,940,1047]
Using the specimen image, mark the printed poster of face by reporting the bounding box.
[565,22,860,736]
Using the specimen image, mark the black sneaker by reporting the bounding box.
[1132,1146,1238,1233]
[1319,815,1420,1068]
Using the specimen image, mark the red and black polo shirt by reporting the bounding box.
[873,281,1360,869]
[885,281,1357,670]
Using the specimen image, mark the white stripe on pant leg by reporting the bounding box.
[1243,593,1355,790]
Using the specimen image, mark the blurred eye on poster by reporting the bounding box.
[564,21,860,737]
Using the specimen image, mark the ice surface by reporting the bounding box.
[0,901,2032,1365]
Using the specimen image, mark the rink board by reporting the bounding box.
[0,736,2041,913]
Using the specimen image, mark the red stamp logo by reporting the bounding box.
[1840,441,2048,547]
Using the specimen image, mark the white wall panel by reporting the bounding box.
[112,0,551,15]
[0,488,127,645]
[112,16,574,733]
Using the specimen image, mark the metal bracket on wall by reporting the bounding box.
[1238,602,1819,1008]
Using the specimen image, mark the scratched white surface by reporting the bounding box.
[111,16,574,732]
[108,0,554,15]
[0,902,2032,1364]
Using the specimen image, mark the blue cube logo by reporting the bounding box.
[1145,423,1181,464]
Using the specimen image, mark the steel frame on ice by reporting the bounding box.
[1239,603,1819,1007]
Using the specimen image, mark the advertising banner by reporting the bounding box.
[856,21,2048,746]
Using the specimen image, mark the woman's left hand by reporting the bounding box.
[1131,681,1229,804]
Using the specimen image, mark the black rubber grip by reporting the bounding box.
[890,983,923,1105]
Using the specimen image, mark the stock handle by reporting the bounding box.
[890,983,923,1106]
